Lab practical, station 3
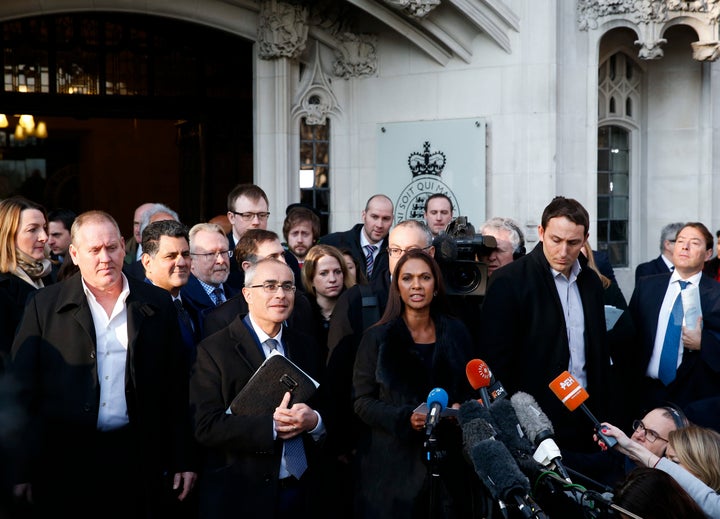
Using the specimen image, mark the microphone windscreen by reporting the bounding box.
[470,439,530,502]
[427,387,448,410]
[548,371,589,411]
[462,418,497,450]
[466,359,492,390]
[489,399,535,454]
[458,399,494,426]
[511,391,555,445]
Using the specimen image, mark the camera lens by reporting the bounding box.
[445,262,482,294]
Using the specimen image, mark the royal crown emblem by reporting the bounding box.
[408,141,446,177]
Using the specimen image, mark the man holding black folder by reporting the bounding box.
[190,258,324,518]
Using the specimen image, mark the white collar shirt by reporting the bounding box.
[82,274,132,431]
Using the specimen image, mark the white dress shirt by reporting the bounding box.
[83,274,132,431]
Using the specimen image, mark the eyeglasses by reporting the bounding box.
[229,211,270,222]
[247,281,296,293]
[190,250,233,261]
[386,245,433,258]
[632,420,668,443]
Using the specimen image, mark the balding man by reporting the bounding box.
[124,202,154,264]
[190,258,324,518]
[319,194,394,284]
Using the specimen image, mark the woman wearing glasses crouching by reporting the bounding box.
[597,407,720,518]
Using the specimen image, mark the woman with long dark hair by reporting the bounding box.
[352,249,475,519]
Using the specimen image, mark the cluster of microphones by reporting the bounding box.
[422,360,633,519]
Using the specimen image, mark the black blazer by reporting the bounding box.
[352,315,475,519]
[225,233,304,292]
[189,316,323,518]
[479,243,613,451]
[319,223,389,283]
[0,272,49,366]
[10,275,195,499]
[628,272,720,425]
[635,255,671,282]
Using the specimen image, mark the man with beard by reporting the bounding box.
[283,204,321,268]
[181,223,238,336]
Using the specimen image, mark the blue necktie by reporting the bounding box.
[265,339,308,479]
[212,287,225,306]
[658,280,689,385]
[364,245,377,278]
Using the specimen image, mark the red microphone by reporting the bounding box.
[549,371,617,448]
[466,359,492,407]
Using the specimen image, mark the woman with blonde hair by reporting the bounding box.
[0,196,51,367]
[667,425,720,492]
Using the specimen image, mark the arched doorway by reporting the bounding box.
[0,12,253,236]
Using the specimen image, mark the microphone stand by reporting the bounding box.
[424,428,443,518]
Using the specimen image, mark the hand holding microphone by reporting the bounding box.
[424,387,448,438]
[548,371,617,448]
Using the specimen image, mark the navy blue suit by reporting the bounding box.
[180,274,237,338]
[635,255,671,282]
[628,272,720,429]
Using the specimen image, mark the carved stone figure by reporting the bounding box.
[333,33,378,79]
[257,0,309,60]
[381,0,441,18]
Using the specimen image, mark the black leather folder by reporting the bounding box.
[229,353,319,416]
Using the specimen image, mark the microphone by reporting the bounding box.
[488,369,508,402]
[548,371,617,448]
[488,398,546,480]
[510,391,571,481]
[470,439,546,519]
[466,359,493,407]
[425,387,448,439]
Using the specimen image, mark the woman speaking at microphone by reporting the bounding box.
[352,249,475,519]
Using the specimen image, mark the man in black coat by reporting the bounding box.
[629,222,720,430]
[319,194,393,284]
[10,211,196,518]
[479,196,613,453]
[635,221,684,282]
[190,258,324,518]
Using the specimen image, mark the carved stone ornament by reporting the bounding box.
[257,0,309,60]
[292,45,341,125]
[578,0,720,61]
[381,0,442,18]
[332,32,378,79]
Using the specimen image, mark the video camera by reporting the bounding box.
[433,216,496,297]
